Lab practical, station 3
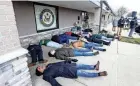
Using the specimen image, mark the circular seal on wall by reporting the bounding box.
[40,9,54,27]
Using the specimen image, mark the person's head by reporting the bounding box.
[48,50,56,57]
[121,16,124,19]
[36,66,46,76]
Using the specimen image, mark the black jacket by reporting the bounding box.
[130,19,138,28]
[118,19,125,26]
[43,61,77,86]
[55,48,74,61]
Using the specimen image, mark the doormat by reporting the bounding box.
[119,36,140,44]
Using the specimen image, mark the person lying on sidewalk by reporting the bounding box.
[91,34,113,42]
[51,34,78,44]
[71,40,106,51]
[85,35,111,46]
[40,39,69,48]
[75,32,111,46]
[36,61,107,86]
[99,29,116,39]
[80,30,114,41]
[48,48,99,62]
[27,44,48,67]
[40,39,63,48]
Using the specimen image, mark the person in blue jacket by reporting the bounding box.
[36,61,107,86]
[128,17,138,37]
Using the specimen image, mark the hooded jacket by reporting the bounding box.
[55,48,74,61]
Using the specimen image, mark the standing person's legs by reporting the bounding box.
[128,28,135,37]
[115,26,118,32]
[119,27,123,36]
[117,27,120,36]
[112,26,115,31]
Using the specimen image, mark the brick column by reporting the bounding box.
[0,1,21,56]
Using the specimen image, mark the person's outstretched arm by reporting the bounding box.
[43,76,62,86]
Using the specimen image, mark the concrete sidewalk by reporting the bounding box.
[30,39,140,86]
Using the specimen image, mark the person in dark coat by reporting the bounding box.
[36,61,107,86]
[128,17,138,37]
[117,16,125,36]
[27,44,47,67]
[112,18,118,31]
[48,48,99,62]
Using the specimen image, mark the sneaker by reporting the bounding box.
[102,49,106,52]
[95,61,100,71]
[28,63,36,67]
[99,71,108,76]
[94,51,99,55]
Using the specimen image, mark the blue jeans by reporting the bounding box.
[101,36,113,41]
[86,42,103,47]
[76,64,99,77]
[84,43,105,51]
[47,41,63,48]
[129,28,135,37]
[73,48,94,56]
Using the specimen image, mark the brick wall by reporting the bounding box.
[0,1,21,56]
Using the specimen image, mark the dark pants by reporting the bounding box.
[27,45,44,63]
[93,39,111,45]
[59,34,78,44]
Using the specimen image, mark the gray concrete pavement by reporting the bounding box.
[30,39,140,86]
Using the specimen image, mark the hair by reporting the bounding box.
[48,51,55,57]
[121,16,124,18]
[36,67,43,76]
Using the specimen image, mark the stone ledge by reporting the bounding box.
[0,47,28,64]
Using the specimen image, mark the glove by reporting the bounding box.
[71,59,78,62]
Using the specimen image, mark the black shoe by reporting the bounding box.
[94,51,99,55]
[102,49,106,52]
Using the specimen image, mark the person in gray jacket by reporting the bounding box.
[48,48,99,62]
[112,18,118,32]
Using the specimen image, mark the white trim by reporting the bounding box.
[19,26,73,39]
[0,48,28,64]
